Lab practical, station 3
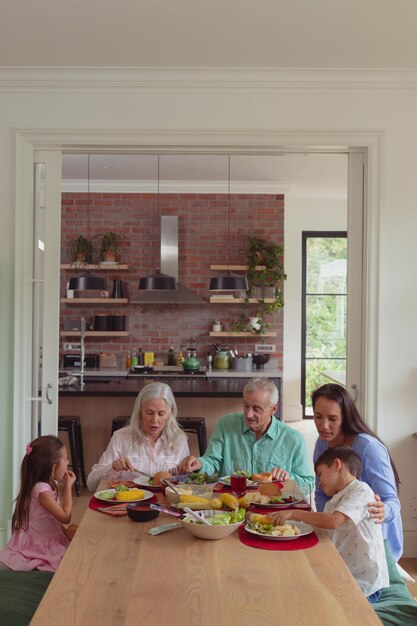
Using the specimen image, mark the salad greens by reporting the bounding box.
[97,491,114,500]
[114,484,129,492]
[185,472,218,485]
[188,508,246,525]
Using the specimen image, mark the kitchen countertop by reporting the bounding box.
[60,366,283,379]
[58,377,257,398]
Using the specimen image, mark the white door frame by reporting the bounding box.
[13,128,382,485]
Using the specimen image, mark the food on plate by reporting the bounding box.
[97,490,114,500]
[153,471,172,486]
[108,480,136,489]
[251,472,273,483]
[246,512,301,537]
[210,498,223,510]
[184,472,219,485]
[184,508,246,526]
[258,482,282,497]
[219,493,239,510]
[238,491,295,506]
[116,488,146,501]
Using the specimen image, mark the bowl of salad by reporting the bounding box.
[181,508,245,540]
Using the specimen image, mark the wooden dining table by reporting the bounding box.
[30,488,382,626]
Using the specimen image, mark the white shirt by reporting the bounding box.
[325,479,389,597]
[87,426,190,492]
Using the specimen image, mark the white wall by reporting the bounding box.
[1,68,416,555]
[283,198,347,421]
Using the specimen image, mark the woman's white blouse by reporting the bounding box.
[87,426,190,492]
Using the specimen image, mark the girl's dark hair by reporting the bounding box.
[12,435,64,531]
[312,383,400,489]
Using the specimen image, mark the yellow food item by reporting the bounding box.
[220,493,239,510]
[116,489,145,501]
[249,513,272,524]
[238,494,252,509]
[179,494,212,504]
[210,498,223,510]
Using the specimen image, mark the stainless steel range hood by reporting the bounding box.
[133,216,205,304]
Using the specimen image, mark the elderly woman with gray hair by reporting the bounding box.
[87,382,189,492]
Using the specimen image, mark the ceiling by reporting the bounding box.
[2,0,417,69]
[62,153,348,201]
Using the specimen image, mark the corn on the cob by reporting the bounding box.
[238,494,252,509]
[116,489,145,501]
[179,494,212,504]
[210,498,223,510]
[220,493,239,510]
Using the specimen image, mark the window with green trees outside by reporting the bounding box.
[302,232,347,415]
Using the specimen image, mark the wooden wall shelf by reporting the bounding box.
[60,264,129,271]
[61,298,128,304]
[209,297,275,304]
[60,331,129,337]
[209,331,277,337]
[209,264,266,271]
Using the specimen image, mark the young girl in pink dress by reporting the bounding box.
[0,435,76,572]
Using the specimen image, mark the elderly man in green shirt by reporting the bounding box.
[179,378,314,491]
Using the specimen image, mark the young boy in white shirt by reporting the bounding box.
[269,445,389,603]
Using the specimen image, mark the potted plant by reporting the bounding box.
[96,231,121,263]
[68,235,92,263]
[231,236,285,335]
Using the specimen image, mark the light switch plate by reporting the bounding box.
[254,344,275,353]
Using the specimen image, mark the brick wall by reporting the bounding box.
[60,192,284,368]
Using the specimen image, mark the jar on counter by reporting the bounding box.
[212,320,222,332]
[213,350,230,370]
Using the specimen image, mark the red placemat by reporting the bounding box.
[89,494,158,512]
[238,525,318,551]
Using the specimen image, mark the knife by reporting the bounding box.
[148,522,183,535]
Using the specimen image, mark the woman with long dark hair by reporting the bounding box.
[312,383,403,563]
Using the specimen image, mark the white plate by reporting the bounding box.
[244,520,313,540]
[250,497,304,509]
[94,488,153,503]
[133,476,155,488]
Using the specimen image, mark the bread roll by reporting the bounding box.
[153,470,171,486]
[252,471,273,483]
[259,482,282,497]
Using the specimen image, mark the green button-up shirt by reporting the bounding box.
[199,413,314,491]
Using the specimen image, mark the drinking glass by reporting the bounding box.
[230,460,247,498]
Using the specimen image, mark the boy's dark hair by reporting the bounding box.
[314,445,362,478]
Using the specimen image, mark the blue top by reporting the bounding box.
[313,433,403,561]
[199,413,314,492]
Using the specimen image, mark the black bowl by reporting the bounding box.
[126,504,159,522]
[252,354,270,370]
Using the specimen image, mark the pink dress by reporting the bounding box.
[0,482,70,572]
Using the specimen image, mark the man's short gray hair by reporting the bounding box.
[243,378,279,406]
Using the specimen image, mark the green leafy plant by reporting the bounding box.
[231,236,286,334]
[68,235,93,263]
[95,231,122,261]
